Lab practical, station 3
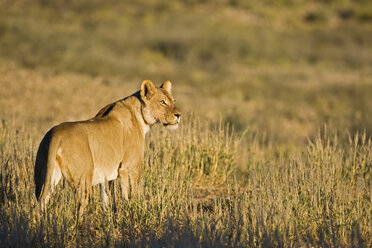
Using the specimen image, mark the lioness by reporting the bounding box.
[34,80,181,217]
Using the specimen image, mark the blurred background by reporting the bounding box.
[0,0,372,146]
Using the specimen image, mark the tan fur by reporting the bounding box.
[34,80,181,217]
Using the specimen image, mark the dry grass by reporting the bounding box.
[0,62,370,247]
[0,106,370,247]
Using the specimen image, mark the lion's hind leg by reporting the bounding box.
[99,180,117,213]
[100,182,109,208]
[75,177,92,224]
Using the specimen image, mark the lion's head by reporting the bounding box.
[140,80,181,130]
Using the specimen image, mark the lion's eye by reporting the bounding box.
[160,100,167,106]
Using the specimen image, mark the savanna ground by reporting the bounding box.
[0,0,371,247]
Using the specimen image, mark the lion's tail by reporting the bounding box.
[34,129,60,202]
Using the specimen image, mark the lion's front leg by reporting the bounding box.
[128,162,141,198]
[118,159,142,200]
[118,165,129,200]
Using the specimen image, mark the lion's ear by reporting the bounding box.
[141,80,156,100]
[161,80,172,93]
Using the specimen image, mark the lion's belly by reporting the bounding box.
[92,166,119,186]
[89,130,123,186]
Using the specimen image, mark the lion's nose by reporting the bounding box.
[174,113,181,119]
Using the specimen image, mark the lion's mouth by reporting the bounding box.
[162,117,180,129]
[163,123,177,127]
[163,122,179,130]
[163,118,180,126]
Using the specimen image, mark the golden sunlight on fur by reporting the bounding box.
[34,80,181,218]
